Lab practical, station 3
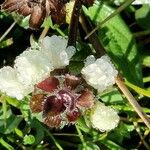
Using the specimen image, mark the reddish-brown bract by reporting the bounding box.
[1,0,95,29]
[30,74,94,128]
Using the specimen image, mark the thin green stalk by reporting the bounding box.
[44,129,63,150]
[1,95,7,128]
[75,125,87,149]
[85,0,135,39]
[134,30,150,38]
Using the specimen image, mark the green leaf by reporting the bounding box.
[83,2,143,86]
[12,13,30,29]
[78,142,100,150]
[5,96,20,108]
[108,122,134,144]
[142,51,150,67]
[3,115,22,134]
[15,128,23,138]
[0,38,13,48]
[135,5,150,29]
[69,61,84,75]
[30,119,44,144]
[101,139,126,150]
[23,135,35,145]
[0,138,14,150]
[100,88,125,104]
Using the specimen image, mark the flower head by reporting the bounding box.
[90,101,119,131]
[81,55,118,92]
[0,66,33,99]
[41,35,75,68]
[30,74,94,128]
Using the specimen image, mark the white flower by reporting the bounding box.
[14,49,54,86]
[41,35,75,68]
[0,66,33,100]
[81,55,118,92]
[0,35,75,100]
[90,101,119,131]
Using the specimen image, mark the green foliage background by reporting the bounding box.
[0,0,150,149]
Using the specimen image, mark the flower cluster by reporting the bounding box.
[0,35,119,131]
[30,74,94,128]
[0,35,75,99]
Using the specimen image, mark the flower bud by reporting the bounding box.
[90,101,119,131]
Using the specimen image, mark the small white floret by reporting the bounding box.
[90,101,119,131]
[0,66,33,100]
[41,35,75,68]
[14,49,54,86]
[81,55,118,92]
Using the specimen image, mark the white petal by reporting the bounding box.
[90,101,119,131]
[0,66,33,99]
[81,55,118,92]
[14,49,54,86]
[84,55,96,67]
[65,46,76,59]
[41,36,75,68]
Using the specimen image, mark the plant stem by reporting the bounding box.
[134,29,150,38]
[133,122,150,150]
[75,125,87,149]
[67,0,82,47]
[39,27,50,40]
[116,75,150,129]
[44,129,63,150]
[0,21,16,42]
[85,0,135,40]
[79,13,105,57]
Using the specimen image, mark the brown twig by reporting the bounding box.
[67,0,82,47]
[137,129,150,149]
[133,122,150,150]
[116,76,150,129]
[79,13,105,57]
